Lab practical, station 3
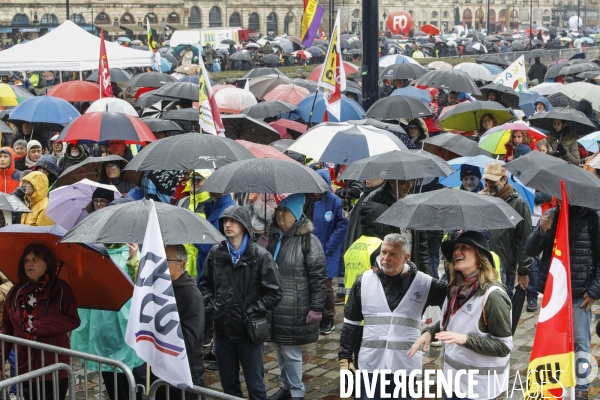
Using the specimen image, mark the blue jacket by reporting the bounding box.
[312,170,348,278]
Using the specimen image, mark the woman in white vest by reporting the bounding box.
[409,231,512,400]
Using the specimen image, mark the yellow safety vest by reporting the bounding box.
[343,235,383,301]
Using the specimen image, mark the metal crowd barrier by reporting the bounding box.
[422,46,600,63]
[148,380,244,400]
[0,363,77,400]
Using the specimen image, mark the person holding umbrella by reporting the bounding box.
[409,231,512,400]
[527,57,547,84]
[21,171,54,226]
[546,119,580,165]
[108,140,134,162]
[503,129,536,162]
[100,160,136,195]
[460,164,483,192]
[1,244,80,400]
[405,119,429,148]
[31,154,60,190]
[477,114,499,138]
[58,144,88,174]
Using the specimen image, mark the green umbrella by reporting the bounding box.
[438,101,514,132]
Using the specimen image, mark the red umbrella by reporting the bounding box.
[291,50,313,60]
[421,24,440,35]
[235,140,297,162]
[525,28,537,37]
[56,112,156,145]
[263,84,310,105]
[47,81,101,102]
[308,61,360,82]
[134,86,155,100]
[269,119,308,139]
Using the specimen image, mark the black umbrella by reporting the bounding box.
[135,89,165,107]
[123,133,254,171]
[577,71,600,79]
[139,117,183,133]
[0,193,30,213]
[222,114,281,145]
[200,158,331,194]
[306,47,324,57]
[475,55,509,67]
[545,63,570,79]
[0,120,13,134]
[484,35,501,41]
[242,100,297,119]
[374,188,523,231]
[525,49,553,60]
[230,52,252,61]
[528,107,596,135]
[86,69,132,83]
[414,70,482,95]
[152,82,199,102]
[337,150,454,181]
[366,95,433,120]
[243,67,285,78]
[269,139,295,152]
[546,92,578,108]
[125,72,178,88]
[56,155,133,187]
[292,78,318,93]
[559,63,596,76]
[423,133,492,157]
[511,286,526,335]
[475,83,521,109]
[504,151,600,210]
[379,63,428,80]
[262,54,281,65]
[221,39,236,45]
[161,108,199,122]
[61,199,224,245]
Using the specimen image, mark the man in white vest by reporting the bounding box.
[339,233,447,399]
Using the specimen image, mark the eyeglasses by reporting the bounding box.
[93,199,109,205]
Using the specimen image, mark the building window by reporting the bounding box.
[248,12,260,31]
[267,12,278,35]
[145,13,158,24]
[120,13,135,24]
[189,6,201,28]
[230,12,241,27]
[95,12,109,24]
[70,13,85,24]
[11,13,29,26]
[209,7,222,27]
[40,14,59,26]
[167,12,180,24]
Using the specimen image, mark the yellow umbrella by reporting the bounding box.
[479,129,511,155]
[0,83,34,107]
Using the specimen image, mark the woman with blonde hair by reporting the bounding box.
[409,231,512,400]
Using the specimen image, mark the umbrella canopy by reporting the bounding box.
[545,63,570,80]
[86,98,138,116]
[87,69,132,83]
[479,63,503,75]
[56,112,155,145]
[47,81,101,102]
[528,82,563,96]
[9,96,80,124]
[215,87,258,113]
[269,139,296,152]
[47,179,122,230]
[438,101,514,131]
[174,64,200,75]
[528,107,596,135]
[337,150,454,181]
[307,62,360,82]
[292,78,318,93]
[139,117,183,133]
[263,84,310,106]
[559,63,596,76]
[379,63,428,80]
[0,192,30,213]
[525,49,553,59]
[161,108,199,121]
[269,119,308,139]
[222,114,281,144]
[243,68,285,78]
[56,155,130,187]
[125,72,177,88]
[577,71,600,80]
[421,24,440,35]
[390,87,431,104]
[557,82,600,112]
[135,89,165,108]
[378,55,422,68]
[414,70,482,95]
[366,95,433,120]
[152,82,199,102]
[375,188,523,231]
[546,92,578,108]
[475,83,521,109]
[479,123,546,155]
[475,55,509,67]
[427,61,453,71]
[242,100,296,119]
[287,122,408,164]
[577,130,600,152]
[505,151,600,209]
[347,118,413,148]
[0,83,35,107]
[0,224,133,311]
[247,74,294,100]
[454,63,495,82]
[124,133,254,171]
[62,199,224,245]
[230,52,253,62]
[235,140,296,162]
[423,132,492,158]
[294,92,366,123]
[0,120,11,134]
[200,158,331,194]
[262,54,281,65]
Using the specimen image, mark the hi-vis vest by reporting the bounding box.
[442,286,512,400]
[358,269,432,372]
[343,235,383,298]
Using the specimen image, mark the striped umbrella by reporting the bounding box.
[0,83,35,107]
[56,112,156,145]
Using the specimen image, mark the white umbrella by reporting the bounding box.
[528,82,563,96]
[558,82,600,111]
[88,98,138,116]
[379,55,422,67]
[286,122,408,164]
[214,87,258,112]
[454,62,494,81]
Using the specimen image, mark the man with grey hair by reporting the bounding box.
[338,234,446,399]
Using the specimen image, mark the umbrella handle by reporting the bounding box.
[56,260,65,278]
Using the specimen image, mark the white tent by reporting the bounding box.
[0,21,153,71]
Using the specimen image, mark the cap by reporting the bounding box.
[482,161,506,182]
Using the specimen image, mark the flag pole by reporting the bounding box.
[146,364,150,393]
[307,88,319,126]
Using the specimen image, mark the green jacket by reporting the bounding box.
[70,245,143,371]
[205,46,214,64]
[425,281,512,358]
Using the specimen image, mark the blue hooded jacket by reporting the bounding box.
[312,169,348,278]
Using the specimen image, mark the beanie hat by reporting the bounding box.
[279,193,305,221]
[296,68,303,74]
[460,164,482,180]
[27,140,42,153]
[92,187,115,202]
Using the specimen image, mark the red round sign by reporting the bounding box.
[387,11,413,36]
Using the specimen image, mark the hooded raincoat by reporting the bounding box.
[21,171,54,226]
[0,147,21,194]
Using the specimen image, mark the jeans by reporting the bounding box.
[527,257,539,300]
[214,334,267,400]
[270,343,305,397]
[426,231,443,279]
[359,373,412,400]
[573,296,592,392]
[501,264,516,300]
[9,348,15,394]
[206,63,213,72]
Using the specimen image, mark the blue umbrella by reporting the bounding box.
[479,63,503,75]
[391,87,430,104]
[173,44,202,58]
[379,55,418,67]
[151,57,172,73]
[519,92,539,118]
[577,130,600,152]
[438,154,536,212]
[277,38,295,53]
[9,96,80,124]
[118,37,131,43]
[294,92,366,123]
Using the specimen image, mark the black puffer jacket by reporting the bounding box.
[199,206,283,340]
[525,205,600,299]
[266,215,327,345]
[172,271,205,385]
[343,182,384,252]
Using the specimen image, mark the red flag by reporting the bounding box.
[525,180,575,399]
[99,29,113,98]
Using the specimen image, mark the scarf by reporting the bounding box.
[441,272,479,331]
[226,233,248,267]
[18,274,51,340]
[497,182,514,201]
[24,156,36,168]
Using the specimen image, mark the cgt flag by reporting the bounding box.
[492,55,528,93]
[125,200,193,389]
[317,9,346,121]
[198,56,224,135]
[301,0,325,47]
[525,180,575,399]
[98,29,113,98]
